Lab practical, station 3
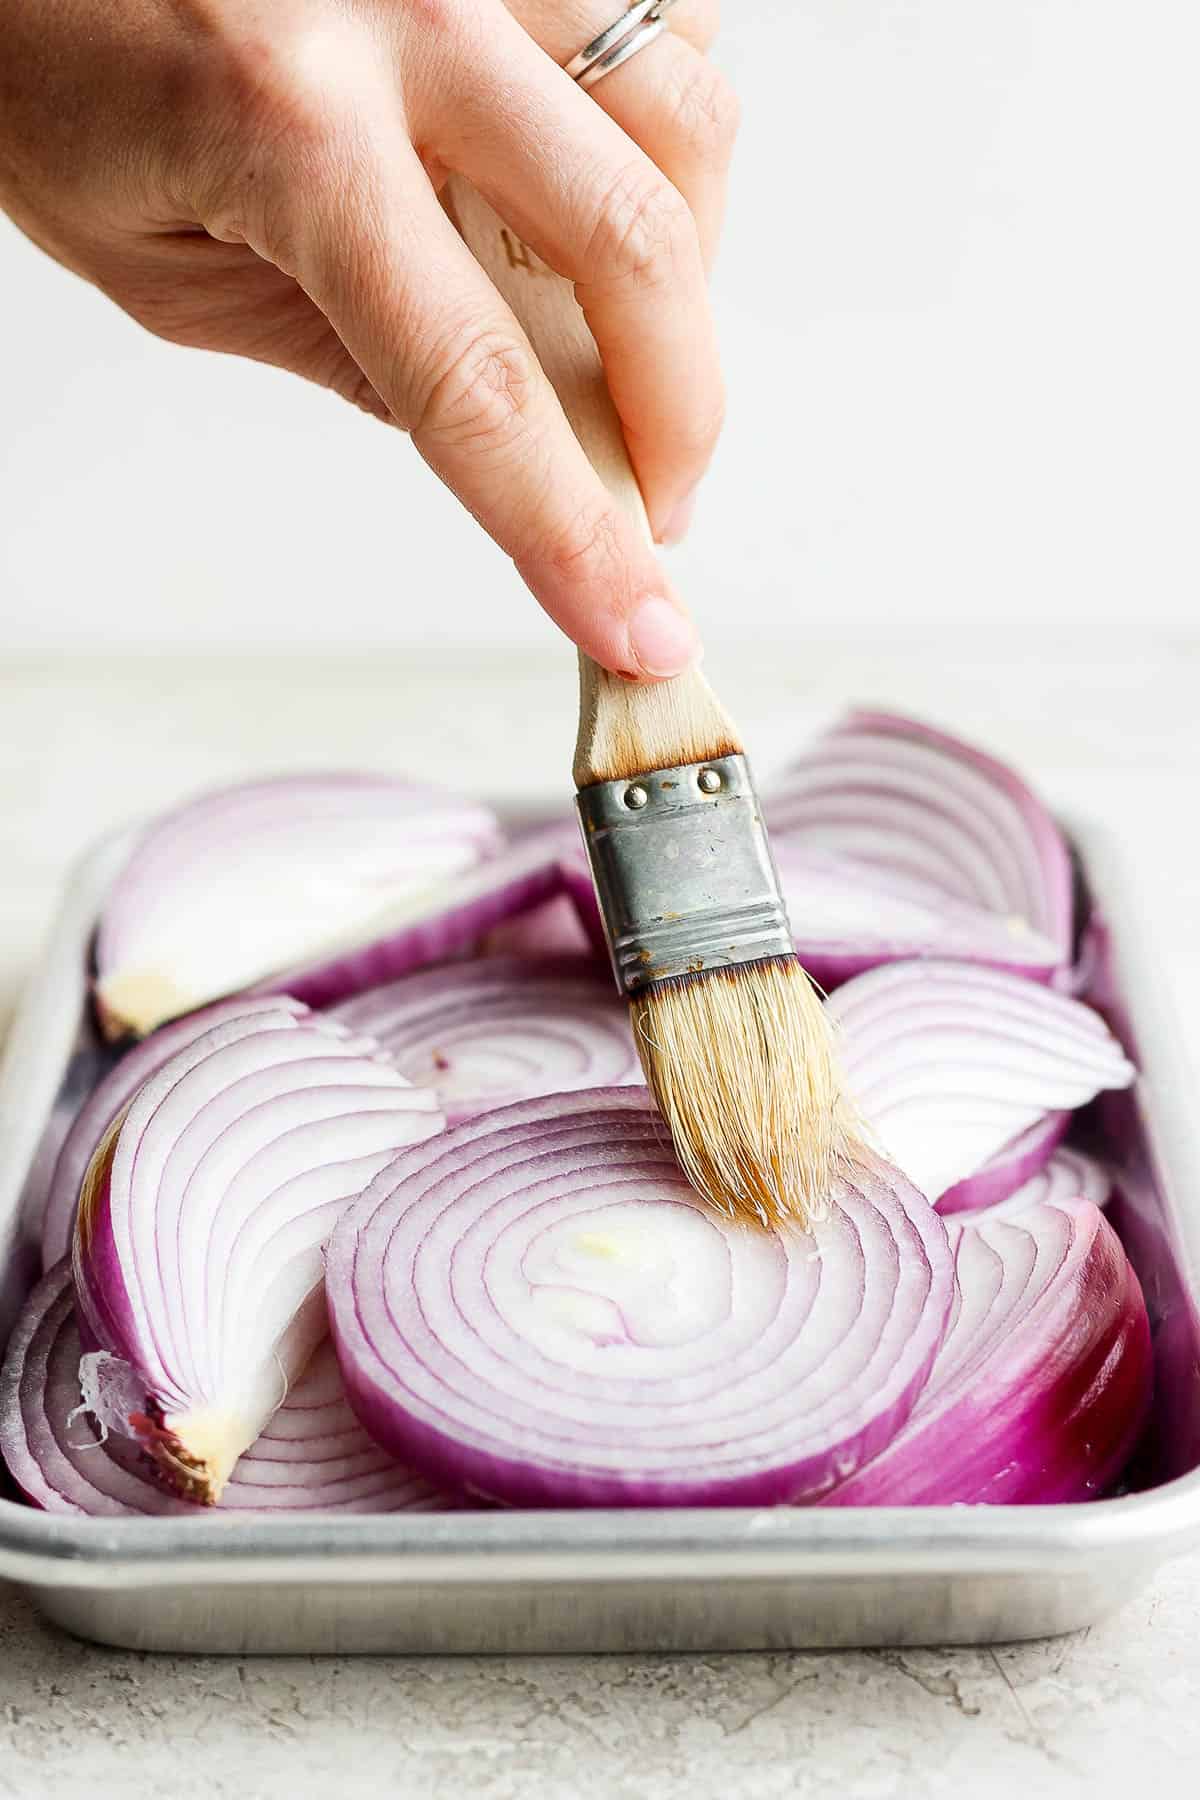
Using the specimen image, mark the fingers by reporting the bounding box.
[415,3,724,543]
[519,1,738,270]
[587,32,740,273]
[106,233,391,421]
[249,135,697,678]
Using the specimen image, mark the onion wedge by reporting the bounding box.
[0,1265,455,1515]
[829,960,1134,1203]
[773,842,1062,988]
[94,775,504,1037]
[767,709,1074,967]
[40,997,301,1271]
[71,1004,443,1503]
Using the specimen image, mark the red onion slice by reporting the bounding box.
[95,775,505,1037]
[251,837,568,1011]
[936,1112,1071,1216]
[327,957,642,1124]
[951,1147,1114,1224]
[767,709,1074,963]
[0,1265,454,1515]
[481,893,595,959]
[326,1089,956,1508]
[72,1004,444,1502]
[829,961,1135,1203]
[773,842,1062,988]
[40,997,302,1272]
[822,1199,1151,1505]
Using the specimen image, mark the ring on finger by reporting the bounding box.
[564,0,679,91]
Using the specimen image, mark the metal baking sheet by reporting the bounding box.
[0,819,1198,1655]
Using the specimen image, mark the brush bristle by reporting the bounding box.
[630,957,852,1229]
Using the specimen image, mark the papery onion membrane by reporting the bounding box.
[40,997,299,1272]
[766,709,1074,965]
[822,1199,1151,1505]
[0,1265,455,1514]
[327,957,642,1123]
[71,1005,443,1502]
[828,961,1134,1203]
[326,1089,956,1508]
[94,775,505,1036]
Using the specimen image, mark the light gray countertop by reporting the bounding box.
[1,644,1197,1798]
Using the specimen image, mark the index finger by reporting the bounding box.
[273,139,700,680]
[414,3,723,546]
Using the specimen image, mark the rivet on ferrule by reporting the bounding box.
[575,754,796,997]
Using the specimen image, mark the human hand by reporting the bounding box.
[0,0,737,677]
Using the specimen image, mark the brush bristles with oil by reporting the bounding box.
[631,957,850,1229]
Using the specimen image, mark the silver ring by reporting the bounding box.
[565,0,678,91]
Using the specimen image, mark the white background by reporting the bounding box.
[1,0,1197,653]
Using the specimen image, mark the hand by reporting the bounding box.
[0,0,737,677]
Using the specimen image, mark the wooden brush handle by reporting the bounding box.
[445,177,738,788]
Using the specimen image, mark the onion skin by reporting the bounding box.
[326,1089,956,1509]
[71,1005,444,1503]
[0,1265,457,1515]
[821,1200,1152,1506]
[94,775,505,1038]
[326,956,642,1124]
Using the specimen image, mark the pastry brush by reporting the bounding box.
[446,178,849,1226]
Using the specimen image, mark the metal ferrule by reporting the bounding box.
[575,754,795,996]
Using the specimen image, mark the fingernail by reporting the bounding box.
[658,486,699,547]
[627,597,701,678]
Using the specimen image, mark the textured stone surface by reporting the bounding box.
[1,1561,1198,1798]
[2,647,1199,1796]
